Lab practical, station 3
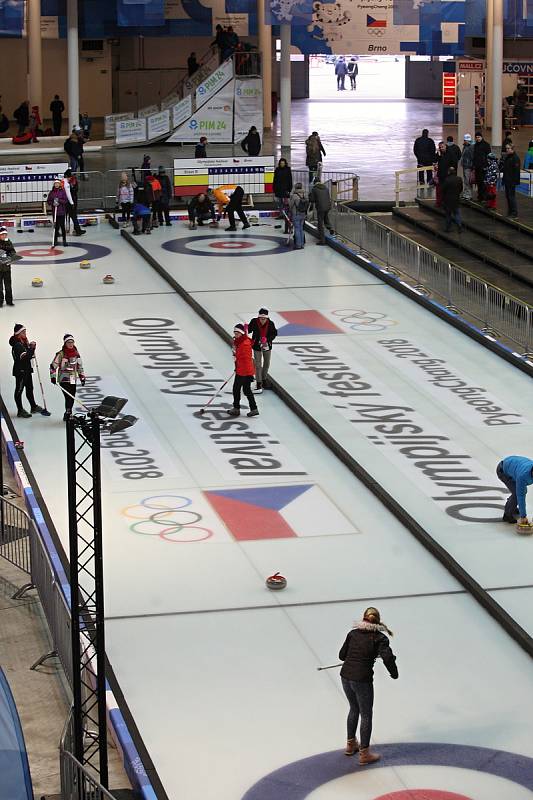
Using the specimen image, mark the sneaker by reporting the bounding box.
[247,409,259,417]
[242,223,251,230]
[226,408,240,417]
[73,230,86,236]
[165,222,172,226]
[7,301,14,305]
[189,222,196,230]
[253,382,263,393]
[17,409,32,418]
[225,226,237,232]
[30,405,43,414]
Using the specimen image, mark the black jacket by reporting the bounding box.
[188,195,214,217]
[241,131,261,156]
[14,103,29,126]
[158,174,173,203]
[339,626,398,683]
[446,142,461,167]
[195,143,207,158]
[0,238,16,273]
[248,318,278,351]
[501,152,521,187]
[50,99,64,117]
[413,134,436,165]
[227,186,244,209]
[436,150,455,183]
[273,166,293,199]
[9,335,35,376]
[473,139,491,169]
[441,174,463,211]
[64,137,83,158]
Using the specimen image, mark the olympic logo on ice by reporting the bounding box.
[122,495,213,543]
[331,308,397,332]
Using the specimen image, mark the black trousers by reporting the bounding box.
[233,375,257,411]
[120,202,132,221]
[417,165,433,185]
[0,269,13,304]
[157,202,171,225]
[14,372,36,412]
[228,204,247,227]
[497,461,519,519]
[53,216,67,246]
[474,167,485,200]
[60,381,76,412]
[52,115,62,136]
[504,183,518,216]
[67,203,82,234]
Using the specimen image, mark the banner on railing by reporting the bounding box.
[105,112,134,138]
[234,78,263,143]
[116,118,147,145]
[195,59,234,110]
[161,92,180,111]
[168,82,234,143]
[172,95,193,128]
[138,104,160,119]
[148,109,171,140]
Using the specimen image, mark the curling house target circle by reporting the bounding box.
[16,241,111,265]
[162,235,288,258]
[242,743,533,800]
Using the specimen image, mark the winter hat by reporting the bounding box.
[13,324,26,335]
[258,308,269,317]
[63,333,74,344]
[233,323,246,335]
[64,169,72,177]
[463,134,472,142]
[158,165,166,173]
[0,226,7,234]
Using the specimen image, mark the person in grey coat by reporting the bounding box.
[309,178,332,245]
[289,182,308,249]
[460,134,474,200]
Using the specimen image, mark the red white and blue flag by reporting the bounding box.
[366,14,387,27]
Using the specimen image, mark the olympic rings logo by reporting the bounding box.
[122,495,213,543]
[331,308,397,332]
[367,28,386,36]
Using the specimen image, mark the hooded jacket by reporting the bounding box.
[273,165,293,199]
[339,622,398,683]
[309,181,331,213]
[47,187,68,216]
[501,151,521,187]
[233,334,255,377]
[10,334,35,376]
[305,135,326,167]
[413,133,436,165]
[501,456,533,517]
[0,237,16,273]
[461,142,474,169]
[241,130,261,156]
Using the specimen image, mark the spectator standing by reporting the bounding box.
[226,186,250,231]
[50,334,86,421]
[248,309,278,392]
[441,167,463,233]
[13,100,29,135]
[64,131,83,173]
[347,58,358,90]
[0,106,8,134]
[445,135,461,168]
[305,131,326,184]
[473,131,491,201]
[524,140,533,170]
[9,324,42,418]
[413,129,436,185]
[144,173,162,229]
[157,166,173,226]
[501,144,521,218]
[460,134,474,200]
[223,26,239,60]
[483,152,499,210]
[513,82,528,127]
[188,192,216,229]
[62,169,86,237]
[117,172,134,223]
[195,136,208,158]
[29,106,41,142]
[227,323,258,418]
[273,157,293,232]
[0,226,16,307]
[241,125,261,156]
[335,58,348,91]
[47,179,69,247]
[289,181,309,250]
[502,130,513,150]
[50,94,64,136]
[434,141,453,207]
[80,113,92,140]
[309,178,332,245]
[187,52,199,77]
[212,24,225,63]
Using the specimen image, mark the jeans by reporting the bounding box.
[349,73,357,90]
[14,373,36,412]
[337,74,345,90]
[232,375,257,411]
[253,349,271,384]
[462,168,473,199]
[67,203,82,234]
[444,208,462,231]
[505,183,517,216]
[293,213,305,248]
[0,269,13,304]
[497,461,519,519]
[120,202,132,222]
[60,381,76,412]
[341,678,374,748]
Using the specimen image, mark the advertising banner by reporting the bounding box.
[105,112,134,138]
[148,110,170,140]
[116,118,147,145]
[138,104,160,119]
[195,59,234,109]
[234,79,263,143]
[161,92,180,110]
[212,13,248,35]
[168,83,234,143]
[172,95,193,128]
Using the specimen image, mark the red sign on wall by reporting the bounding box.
[442,74,457,106]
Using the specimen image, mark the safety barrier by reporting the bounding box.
[394,165,432,206]
[292,169,359,200]
[330,203,533,353]
[61,710,117,800]
[0,495,31,575]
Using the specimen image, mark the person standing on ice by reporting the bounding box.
[248,308,277,392]
[338,607,398,765]
[9,323,42,418]
[496,456,533,525]
[50,334,86,421]
[227,323,258,418]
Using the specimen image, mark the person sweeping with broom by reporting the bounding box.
[226,323,258,418]
[50,333,86,421]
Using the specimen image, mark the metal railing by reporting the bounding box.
[329,203,533,353]
[293,169,359,200]
[61,709,117,800]
[0,495,31,574]
[394,165,433,206]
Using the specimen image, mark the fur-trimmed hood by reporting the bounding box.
[353,620,393,637]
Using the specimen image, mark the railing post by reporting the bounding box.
[330,181,338,203]
[386,231,391,266]
[447,263,452,305]
[416,246,421,282]
[352,176,358,201]
[484,282,490,328]
[395,171,400,207]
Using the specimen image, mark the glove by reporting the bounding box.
[80,378,86,386]
[53,198,59,207]
[51,377,56,385]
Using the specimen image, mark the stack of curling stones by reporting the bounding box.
[265,572,287,590]
[103,274,115,284]
[32,277,43,287]
[80,260,91,269]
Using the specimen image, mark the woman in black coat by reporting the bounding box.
[273,158,293,233]
[338,607,398,765]
[241,126,261,156]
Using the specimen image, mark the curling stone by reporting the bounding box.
[31,277,43,287]
[103,274,115,285]
[516,521,533,536]
[80,260,91,269]
[265,572,287,590]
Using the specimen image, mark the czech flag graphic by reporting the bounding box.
[366,14,387,27]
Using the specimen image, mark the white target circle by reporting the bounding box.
[306,765,533,800]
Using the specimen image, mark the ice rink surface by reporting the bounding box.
[1,222,532,800]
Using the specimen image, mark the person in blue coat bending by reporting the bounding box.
[496,456,533,524]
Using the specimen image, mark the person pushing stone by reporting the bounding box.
[496,455,533,530]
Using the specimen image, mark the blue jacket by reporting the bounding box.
[502,456,533,517]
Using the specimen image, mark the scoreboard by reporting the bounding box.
[173,156,274,198]
[0,163,69,206]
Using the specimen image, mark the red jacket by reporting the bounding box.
[234,335,255,377]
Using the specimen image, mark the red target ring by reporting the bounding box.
[19,247,63,258]
[208,241,255,250]
[376,792,472,800]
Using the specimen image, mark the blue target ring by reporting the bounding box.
[162,235,288,258]
[16,241,111,265]
[242,743,533,799]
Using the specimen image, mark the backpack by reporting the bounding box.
[306,137,320,160]
[296,195,309,213]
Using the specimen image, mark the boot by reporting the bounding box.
[247,409,259,417]
[30,404,43,413]
[344,738,359,756]
[17,409,32,418]
[226,408,240,417]
[359,747,380,765]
